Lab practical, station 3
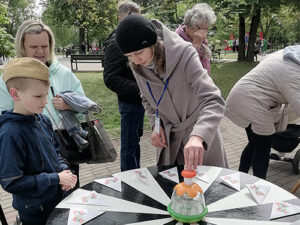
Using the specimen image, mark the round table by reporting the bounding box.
[47,166,300,225]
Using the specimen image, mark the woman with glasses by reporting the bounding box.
[176,3,216,75]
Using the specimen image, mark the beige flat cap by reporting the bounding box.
[3,57,49,83]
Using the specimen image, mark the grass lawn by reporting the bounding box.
[75,72,122,137]
[211,61,259,99]
[0,60,258,137]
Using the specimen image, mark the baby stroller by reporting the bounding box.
[270,123,300,174]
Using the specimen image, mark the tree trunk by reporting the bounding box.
[238,14,245,61]
[264,18,273,39]
[246,8,261,62]
[79,27,85,53]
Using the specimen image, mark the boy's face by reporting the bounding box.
[14,80,49,115]
[24,31,50,64]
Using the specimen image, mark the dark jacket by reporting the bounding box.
[0,111,68,218]
[103,30,142,104]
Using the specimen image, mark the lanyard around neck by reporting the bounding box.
[146,77,170,116]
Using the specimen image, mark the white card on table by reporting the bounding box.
[94,174,122,192]
[59,189,168,215]
[159,167,179,183]
[193,166,222,193]
[220,172,240,191]
[120,168,170,206]
[195,166,209,183]
[246,183,271,204]
[67,208,104,225]
[208,178,297,213]
[133,168,150,184]
[270,201,300,219]
[68,191,109,206]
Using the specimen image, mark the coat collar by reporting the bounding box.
[151,20,192,81]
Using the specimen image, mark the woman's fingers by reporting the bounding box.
[184,136,204,171]
[52,96,71,110]
[194,149,199,171]
[151,126,167,148]
[160,126,167,146]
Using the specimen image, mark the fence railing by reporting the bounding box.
[265,42,286,54]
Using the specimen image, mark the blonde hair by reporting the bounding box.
[14,20,56,64]
[6,77,50,92]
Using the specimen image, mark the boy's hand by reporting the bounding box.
[61,184,73,191]
[52,94,72,110]
[58,170,77,188]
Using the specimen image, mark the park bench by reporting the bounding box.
[211,49,221,61]
[70,53,104,71]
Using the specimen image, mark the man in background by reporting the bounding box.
[103,1,144,171]
[80,42,86,54]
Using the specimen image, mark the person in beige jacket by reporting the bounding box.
[225,46,300,179]
[115,14,228,171]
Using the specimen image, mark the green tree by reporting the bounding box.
[4,0,36,37]
[50,25,78,49]
[216,0,300,62]
[42,0,117,49]
[136,0,217,28]
[0,2,14,58]
[264,5,300,45]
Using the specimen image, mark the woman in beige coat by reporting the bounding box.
[225,46,300,179]
[115,14,228,171]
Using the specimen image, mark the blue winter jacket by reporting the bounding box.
[0,111,68,215]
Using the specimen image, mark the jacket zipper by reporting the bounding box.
[33,115,45,170]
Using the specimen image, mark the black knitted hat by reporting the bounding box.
[116,14,157,54]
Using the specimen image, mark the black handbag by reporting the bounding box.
[55,114,117,164]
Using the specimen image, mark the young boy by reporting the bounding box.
[0,58,77,225]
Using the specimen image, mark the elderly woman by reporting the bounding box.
[176,3,216,75]
[0,20,84,189]
[225,46,300,179]
[115,14,228,171]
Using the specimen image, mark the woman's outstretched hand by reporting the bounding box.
[184,135,204,171]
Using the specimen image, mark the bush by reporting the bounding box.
[0,28,14,58]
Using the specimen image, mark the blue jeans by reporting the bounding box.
[118,101,145,171]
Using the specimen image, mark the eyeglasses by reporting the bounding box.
[196,25,209,32]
